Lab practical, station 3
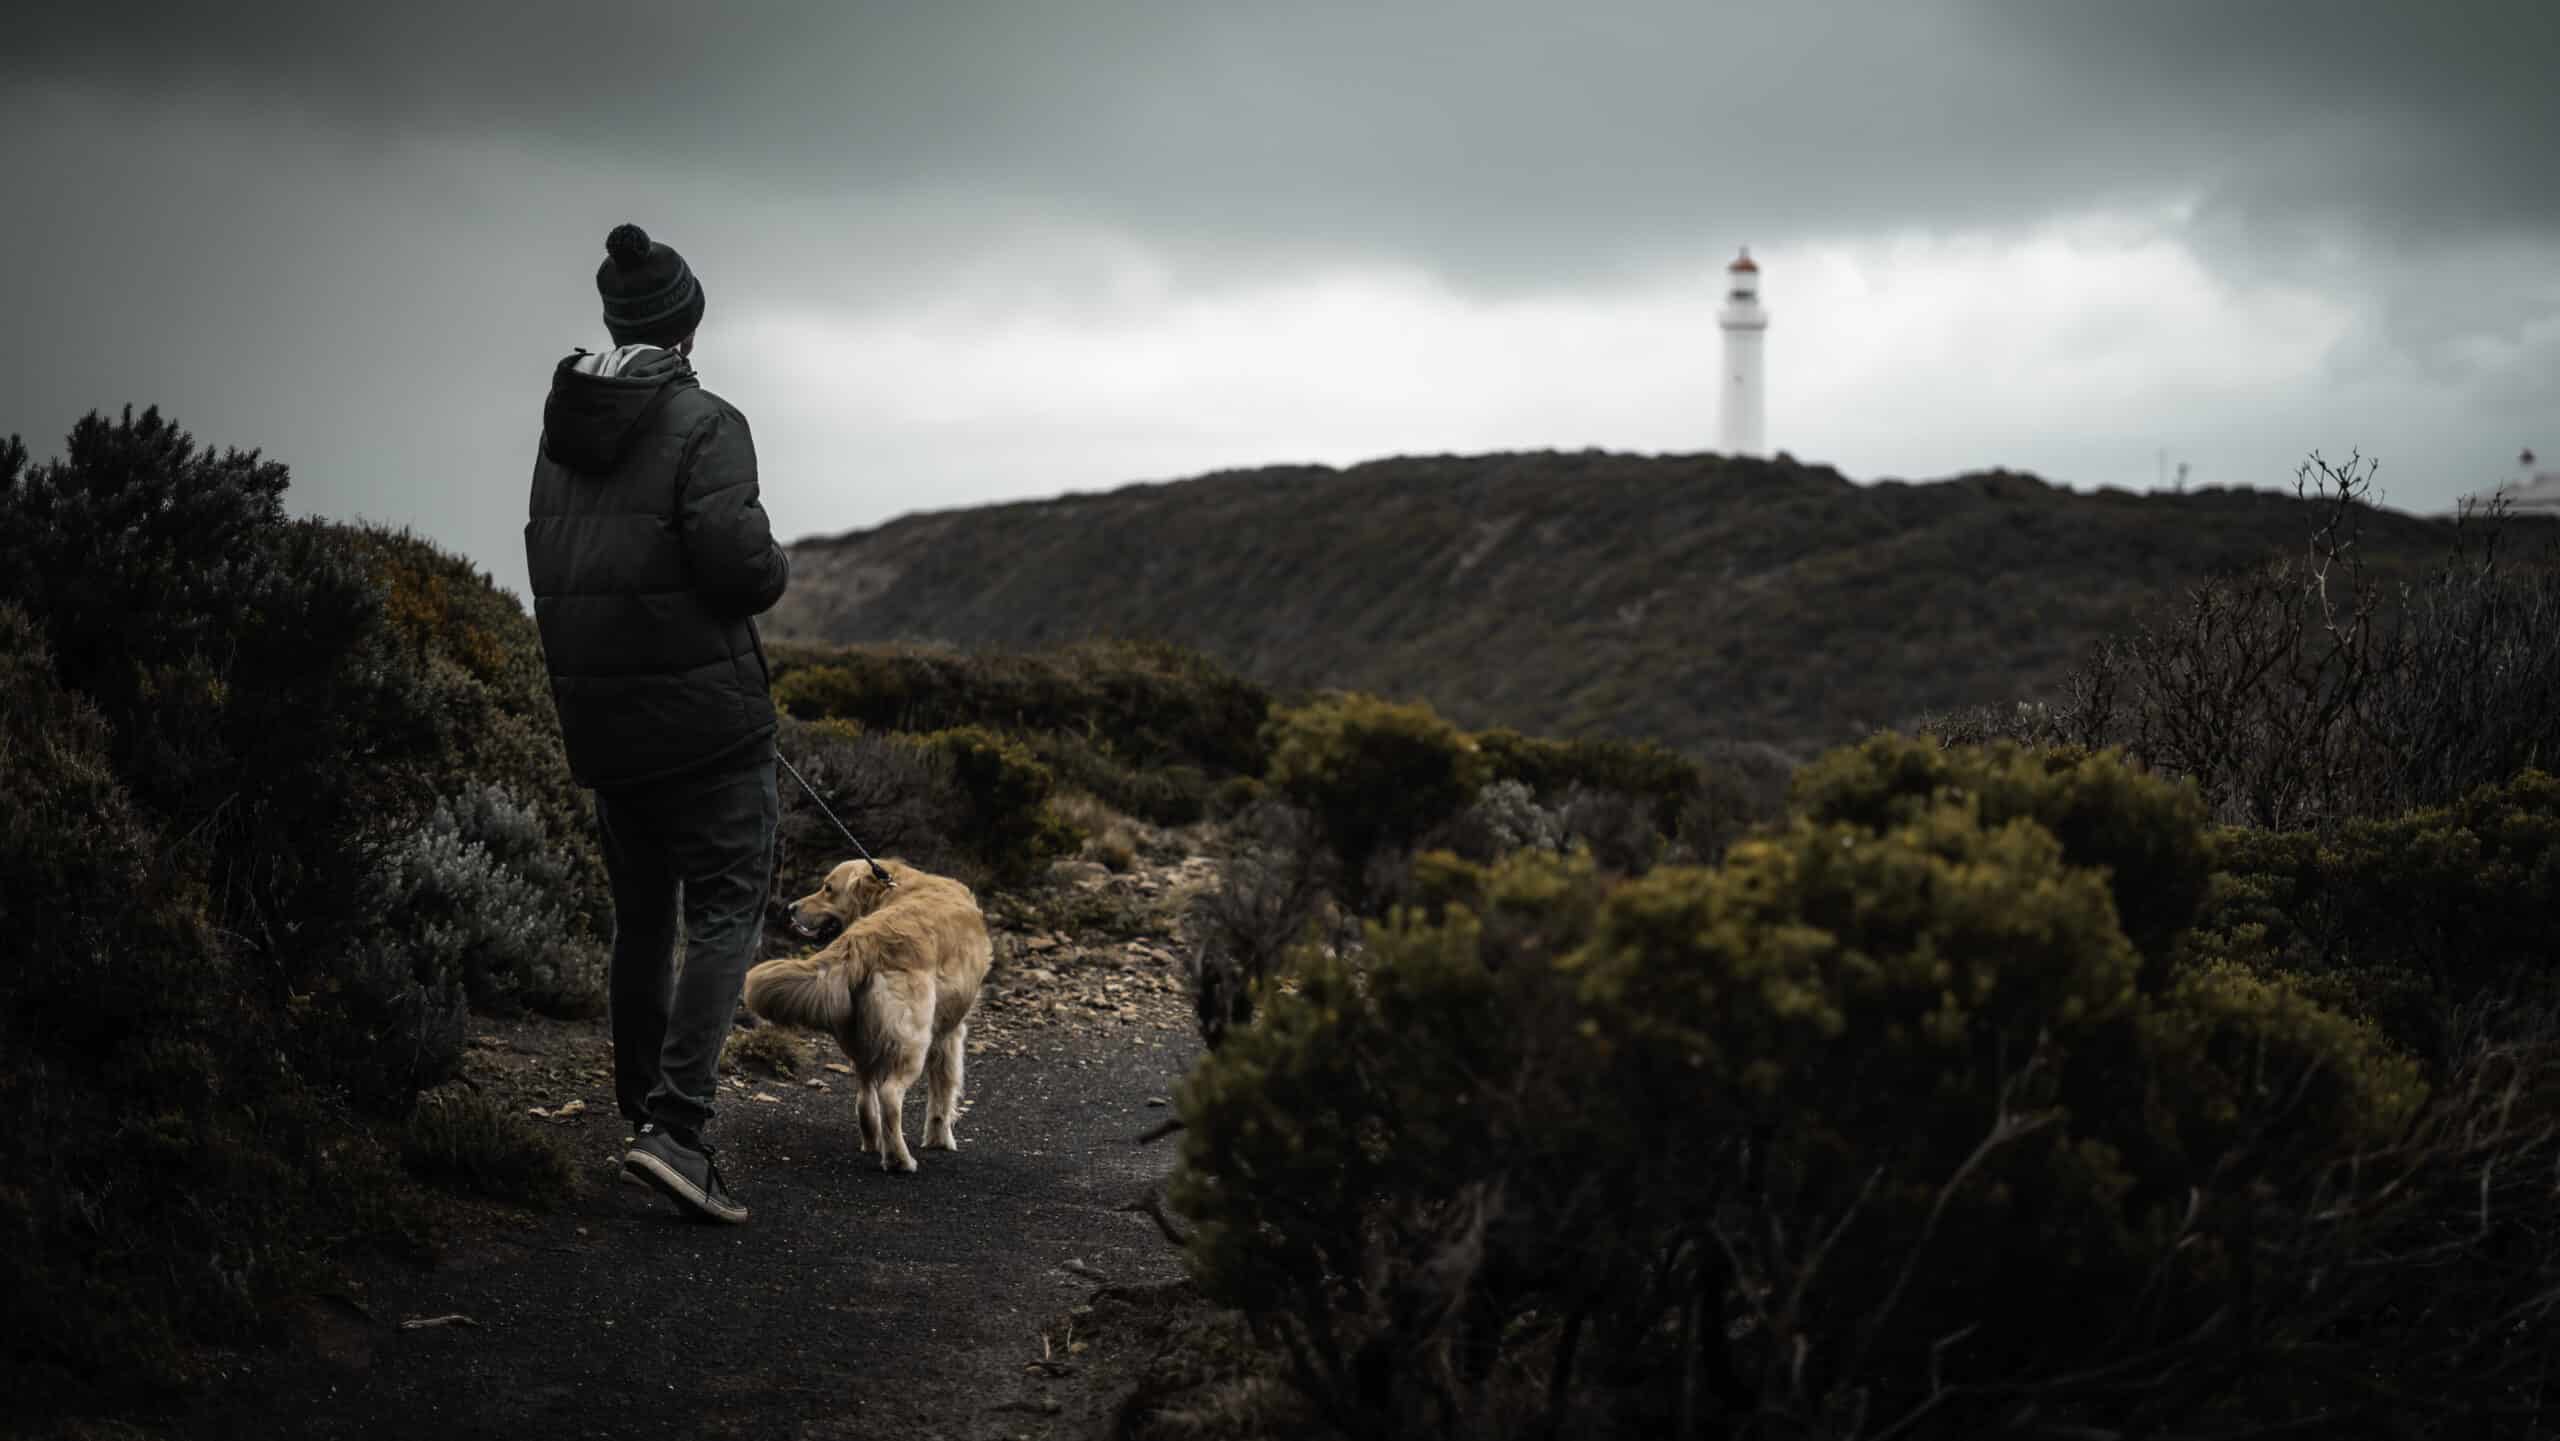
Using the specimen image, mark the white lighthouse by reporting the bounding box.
[1717,247,1768,458]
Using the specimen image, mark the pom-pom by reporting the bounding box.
[605,223,653,268]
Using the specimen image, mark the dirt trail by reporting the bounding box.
[192,857,1212,1441]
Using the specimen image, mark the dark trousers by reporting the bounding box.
[595,752,780,1145]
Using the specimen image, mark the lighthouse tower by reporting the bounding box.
[1717,247,1768,458]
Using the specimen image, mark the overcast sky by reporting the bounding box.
[7,1,2555,602]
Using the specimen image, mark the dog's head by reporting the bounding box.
[787,859,902,941]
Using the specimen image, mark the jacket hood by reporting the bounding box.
[540,346,695,474]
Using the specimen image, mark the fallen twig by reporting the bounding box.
[398,1313,481,1331]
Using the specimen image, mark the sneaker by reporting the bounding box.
[623,1123,750,1224]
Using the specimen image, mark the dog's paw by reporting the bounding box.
[884,1152,919,1175]
[925,1128,959,1151]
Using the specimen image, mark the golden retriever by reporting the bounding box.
[743,858,992,1173]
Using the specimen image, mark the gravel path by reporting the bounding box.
[191,860,1213,1441]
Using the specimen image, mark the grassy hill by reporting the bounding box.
[771,450,2520,753]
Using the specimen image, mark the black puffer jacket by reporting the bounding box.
[525,347,790,790]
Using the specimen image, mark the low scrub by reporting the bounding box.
[0,601,427,1420]
[770,715,970,912]
[770,636,1272,782]
[402,1086,579,1208]
[0,408,597,1427]
[768,718,1078,900]
[1185,802,1335,1049]
[1263,693,1485,907]
[2189,766,2560,1064]
[1789,733,2214,971]
[1932,453,2560,831]
[364,783,603,1017]
[1168,743,2547,1437]
[915,725,1079,885]
[722,1025,808,1079]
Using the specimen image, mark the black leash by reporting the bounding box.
[776,752,894,886]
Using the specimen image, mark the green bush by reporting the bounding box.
[2120,960,2424,1184]
[1032,727,1213,827]
[765,716,972,937]
[770,637,1271,781]
[774,660,899,727]
[1211,774,1269,819]
[1263,693,1485,907]
[0,414,602,1107]
[2187,767,2560,1062]
[362,783,601,1018]
[1175,748,2439,1436]
[1428,777,1565,863]
[402,1086,578,1208]
[0,412,409,988]
[338,524,609,943]
[0,408,608,1423]
[0,603,426,1420]
[1473,727,1703,813]
[721,1025,809,1078]
[911,725,1076,885]
[0,606,229,1066]
[1790,733,2214,976]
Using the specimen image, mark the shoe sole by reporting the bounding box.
[623,1150,750,1225]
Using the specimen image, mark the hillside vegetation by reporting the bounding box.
[14,402,2560,1439]
[770,450,2525,753]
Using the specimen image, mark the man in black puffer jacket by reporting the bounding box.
[526,222,788,1225]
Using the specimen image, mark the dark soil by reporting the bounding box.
[173,856,1218,1441]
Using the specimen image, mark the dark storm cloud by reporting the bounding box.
[12,0,2556,285]
[5,0,2552,609]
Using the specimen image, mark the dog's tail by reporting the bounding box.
[744,949,867,1034]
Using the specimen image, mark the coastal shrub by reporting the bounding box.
[770,636,1271,780]
[768,714,970,918]
[1554,783,1661,873]
[0,410,407,979]
[1033,728,1213,826]
[1790,733,2214,975]
[2024,454,2560,828]
[362,784,601,1019]
[0,413,603,1106]
[1211,774,1269,819]
[0,604,425,1420]
[1184,803,1334,1049]
[402,1086,578,1208]
[1051,791,1146,871]
[912,725,1076,885]
[1174,751,2445,1436]
[2188,767,2560,1062]
[337,525,608,939]
[1263,693,1484,907]
[721,1026,808,1078]
[1426,777,1565,863]
[1473,727,1702,815]
[773,660,895,728]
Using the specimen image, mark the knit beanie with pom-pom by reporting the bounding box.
[594,222,706,347]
